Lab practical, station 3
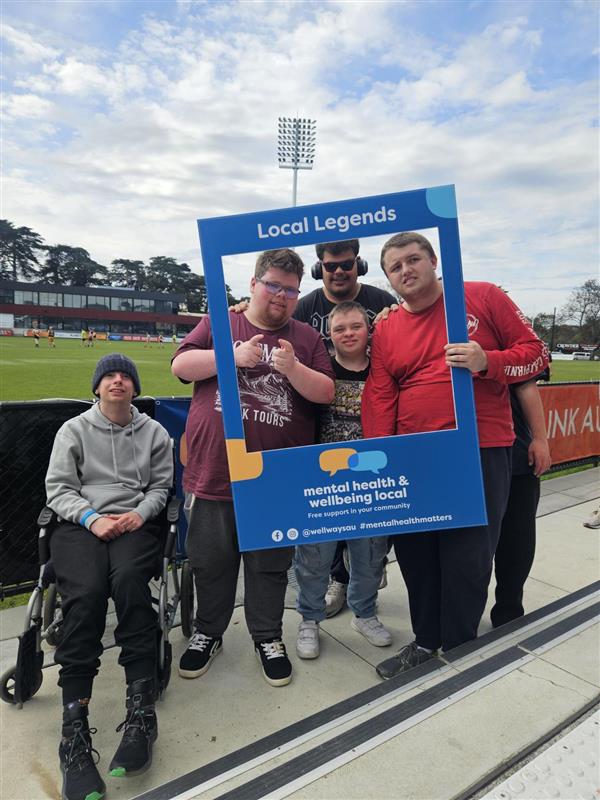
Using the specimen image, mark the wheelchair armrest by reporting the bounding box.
[166,496,182,524]
[38,507,58,564]
[37,506,57,528]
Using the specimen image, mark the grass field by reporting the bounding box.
[547,359,600,382]
[0,335,598,401]
[0,336,193,401]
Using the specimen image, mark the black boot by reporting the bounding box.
[109,677,157,777]
[59,699,106,800]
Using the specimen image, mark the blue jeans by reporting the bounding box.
[295,537,388,621]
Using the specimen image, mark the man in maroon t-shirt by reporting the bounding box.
[172,248,334,688]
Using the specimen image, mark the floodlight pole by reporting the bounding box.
[292,168,299,208]
[277,117,316,207]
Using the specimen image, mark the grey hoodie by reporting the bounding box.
[45,403,173,530]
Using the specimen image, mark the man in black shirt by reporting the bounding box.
[491,379,551,626]
[293,239,397,355]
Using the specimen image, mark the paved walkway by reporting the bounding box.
[1,468,598,800]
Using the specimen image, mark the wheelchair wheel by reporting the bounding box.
[0,664,43,705]
[43,584,63,648]
[180,561,195,639]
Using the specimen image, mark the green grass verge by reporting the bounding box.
[0,336,193,401]
[541,462,596,481]
[0,593,30,610]
[550,360,600,383]
[1,334,598,401]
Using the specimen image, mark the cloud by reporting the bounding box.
[4,93,56,119]
[1,22,60,62]
[1,0,598,316]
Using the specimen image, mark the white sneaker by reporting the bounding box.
[351,615,392,647]
[296,619,320,659]
[325,579,347,618]
[583,508,600,529]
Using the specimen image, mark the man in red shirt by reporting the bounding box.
[362,232,547,678]
[172,248,334,688]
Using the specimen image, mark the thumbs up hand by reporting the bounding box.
[235,334,264,368]
[272,339,297,376]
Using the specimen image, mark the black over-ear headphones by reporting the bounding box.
[311,256,368,280]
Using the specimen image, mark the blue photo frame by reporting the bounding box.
[197,185,487,551]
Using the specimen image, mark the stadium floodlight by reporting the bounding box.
[277,116,317,207]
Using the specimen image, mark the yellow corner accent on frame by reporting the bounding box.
[226,439,264,482]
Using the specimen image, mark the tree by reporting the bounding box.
[146,256,182,293]
[68,251,110,287]
[561,279,600,343]
[531,312,556,341]
[110,259,148,290]
[39,245,109,286]
[0,220,45,280]
[192,274,207,313]
[38,245,70,284]
[365,278,399,301]
[146,257,208,312]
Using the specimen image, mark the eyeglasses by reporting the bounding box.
[256,278,300,299]
[321,258,356,273]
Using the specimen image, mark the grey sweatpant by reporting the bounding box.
[186,496,293,642]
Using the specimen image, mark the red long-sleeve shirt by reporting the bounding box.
[362,282,548,448]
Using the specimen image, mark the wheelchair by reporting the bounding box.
[0,499,195,708]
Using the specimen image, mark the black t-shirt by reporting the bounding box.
[319,358,370,443]
[294,284,397,354]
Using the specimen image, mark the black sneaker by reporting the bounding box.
[178,631,222,678]
[376,641,437,680]
[254,639,292,687]
[59,701,106,800]
[109,678,157,777]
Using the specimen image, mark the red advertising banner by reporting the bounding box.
[540,383,600,465]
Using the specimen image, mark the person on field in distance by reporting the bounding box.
[172,248,334,689]
[362,231,548,679]
[491,378,551,627]
[293,239,398,617]
[45,353,173,800]
[295,301,392,659]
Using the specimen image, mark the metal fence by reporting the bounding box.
[0,398,155,598]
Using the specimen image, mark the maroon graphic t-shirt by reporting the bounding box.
[176,313,334,500]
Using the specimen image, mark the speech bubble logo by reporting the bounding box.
[348,450,388,475]
[319,448,358,476]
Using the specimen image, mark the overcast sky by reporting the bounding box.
[2,0,598,316]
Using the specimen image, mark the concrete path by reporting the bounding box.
[1,468,598,800]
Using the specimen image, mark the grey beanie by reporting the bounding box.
[92,353,141,396]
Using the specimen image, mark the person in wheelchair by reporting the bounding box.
[45,353,173,800]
